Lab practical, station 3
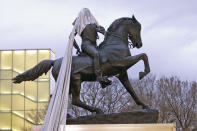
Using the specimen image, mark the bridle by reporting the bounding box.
[106,31,134,49]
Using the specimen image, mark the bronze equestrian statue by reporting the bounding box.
[13,16,151,114]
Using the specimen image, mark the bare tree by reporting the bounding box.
[157,76,197,131]
[68,77,134,117]
[20,104,48,131]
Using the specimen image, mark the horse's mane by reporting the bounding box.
[100,17,138,47]
[107,17,132,32]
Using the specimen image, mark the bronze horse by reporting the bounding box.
[13,16,150,114]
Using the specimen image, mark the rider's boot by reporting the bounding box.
[94,52,112,88]
[96,70,112,88]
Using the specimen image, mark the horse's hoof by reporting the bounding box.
[142,104,151,110]
[139,72,145,80]
[100,80,112,89]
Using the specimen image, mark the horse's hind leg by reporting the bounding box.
[117,71,150,109]
[71,74,104,114]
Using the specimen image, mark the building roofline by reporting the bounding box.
[0,48,55,54]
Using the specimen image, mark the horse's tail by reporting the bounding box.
[12,60,54,83]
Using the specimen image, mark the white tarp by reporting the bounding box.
[41,28,75,131]
[41,8,99,131]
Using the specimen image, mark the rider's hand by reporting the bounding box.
[99,27,105,35]
[97,26,106,35]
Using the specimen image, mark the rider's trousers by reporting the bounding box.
[81,40,102,77]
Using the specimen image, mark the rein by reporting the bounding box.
[106,31,134,49]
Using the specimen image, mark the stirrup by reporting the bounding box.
[97,76,112,88]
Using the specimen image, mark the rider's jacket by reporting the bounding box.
[81,23,105,46]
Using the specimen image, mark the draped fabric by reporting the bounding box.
[41,8,98,131]
[41,28,75,131]
[72,8,99,35]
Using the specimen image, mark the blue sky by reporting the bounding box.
[1,0,197,80]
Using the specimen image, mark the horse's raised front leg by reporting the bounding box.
[71,74,104,114]
[117,71,150,109]
[136,53,150,79]
[114,53,150,80]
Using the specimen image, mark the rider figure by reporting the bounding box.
[72,8,111,87]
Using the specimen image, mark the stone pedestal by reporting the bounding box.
[67,109,159,124]
[31,109,162,131]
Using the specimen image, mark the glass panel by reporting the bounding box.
[0,95,11,111]
[0,80,11,94]
[25,50,37,70]
[25,111,37,124]
[0,51,12,70]
[38,103,48,110]
[0,113,11,130]
[12,110,24,118]
[12,82,24,96]
[12,95,24,110]
[12,112,25,131]
[25,98,37,111]
[38,103,48,124]
[38,81,49,102]
[13,71,19,78]
[13,50,25,74]
[38,50,50,79]
[25,121,33,131]
[25,81,37,101]
[38,50,50,62]
[0,70,12,79]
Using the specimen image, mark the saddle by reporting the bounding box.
[72,45,108,74]
[78,52,88,57]
[75,48,111,88]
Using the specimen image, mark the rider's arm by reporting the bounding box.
[72,31,81,54]
[73,39,81,54]
[96,25,106,35]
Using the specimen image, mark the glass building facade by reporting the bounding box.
[0,49,55,131]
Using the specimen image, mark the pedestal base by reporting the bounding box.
[67,109,159,124]
[60,124,176,131]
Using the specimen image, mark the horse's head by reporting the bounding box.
[127,15,142,49]
[104,16,143,49]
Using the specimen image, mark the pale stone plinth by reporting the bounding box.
[60,124,176,131]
